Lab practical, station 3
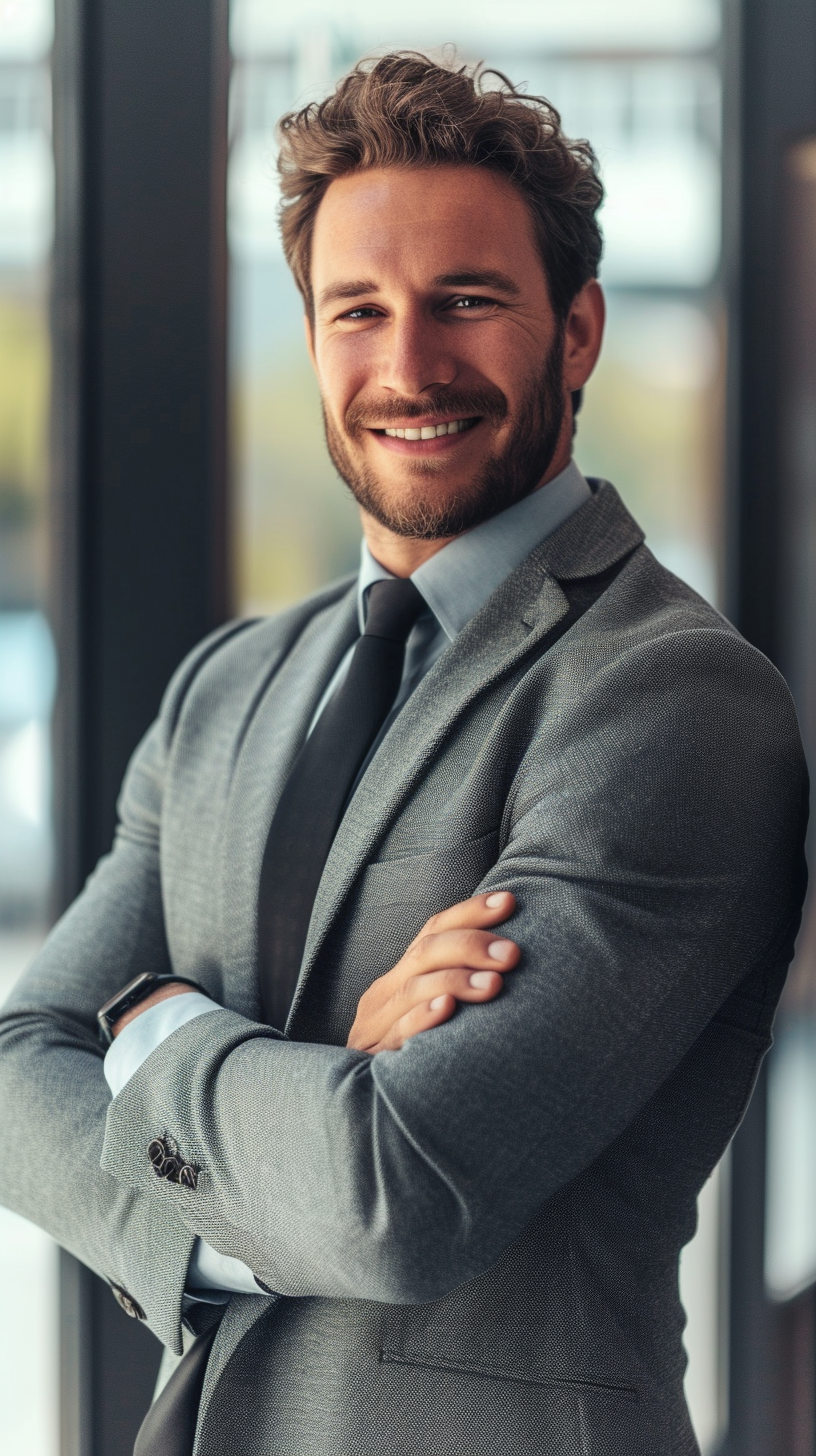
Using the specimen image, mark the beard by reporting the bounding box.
[322,326,567,540]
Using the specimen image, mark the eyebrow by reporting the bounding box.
[316,269,521,311]
[431,270,521,296]
[316,279,380,309]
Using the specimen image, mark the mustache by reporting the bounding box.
[345,385,509,435]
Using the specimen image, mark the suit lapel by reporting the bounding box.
[192,1293,275,1456]
[286,482,644,1027]
[219,585,359,1020]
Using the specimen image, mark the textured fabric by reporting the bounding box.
[260,577,426,1029]
[0,481,808,1456]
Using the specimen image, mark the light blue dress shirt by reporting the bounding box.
[103,458,591,1299]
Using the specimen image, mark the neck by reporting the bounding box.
[360,437,575,578]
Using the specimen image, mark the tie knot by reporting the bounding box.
[363,578,426,644]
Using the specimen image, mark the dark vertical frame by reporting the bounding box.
[723,0,816,658]
[721,1,816,1453]
[50,0,229,1451]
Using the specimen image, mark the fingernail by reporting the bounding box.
[470,971,495,989]
[488,939,515,962]
[430,995,448,1010]
[485,892,507,908]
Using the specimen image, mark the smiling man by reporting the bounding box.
[307,165,592,552]
[0,53,808,1456]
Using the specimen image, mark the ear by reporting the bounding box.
[303,311,317,373]
[563,280,605,393]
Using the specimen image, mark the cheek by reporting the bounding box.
[316,333,379,419]
[456,325,539,399]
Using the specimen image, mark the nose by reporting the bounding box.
[378,311,457,397]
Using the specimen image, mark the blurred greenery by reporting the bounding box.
[233,356,361,612]
[575,303,723,583]
[0,290,50,606]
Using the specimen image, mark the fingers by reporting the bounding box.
[369,960,509,1052]
[347,939,518,1053]
[371,993,458,1053]
[345,890,519,1054]
[411,890,516,945]
[405,924,521,979]
[410,963,507,1006]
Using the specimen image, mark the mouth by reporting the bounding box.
[375,416,479,440]
[367,415,482,453]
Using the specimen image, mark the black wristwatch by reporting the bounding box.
[97,972,206,1046]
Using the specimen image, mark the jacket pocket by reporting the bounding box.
[357,827,501,908]
[378,1347,638,1401]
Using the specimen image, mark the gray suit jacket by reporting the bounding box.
[0,482,808,1455]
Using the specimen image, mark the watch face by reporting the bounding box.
[97,973,161,1043]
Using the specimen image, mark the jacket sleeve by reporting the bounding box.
[0,621,251,1352]
[97,627,808,1306]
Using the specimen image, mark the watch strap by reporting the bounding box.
[97,972,207,1046]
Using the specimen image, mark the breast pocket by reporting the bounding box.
[360,827,502,909]
[348,827,502,970]
[300,829,502,1042]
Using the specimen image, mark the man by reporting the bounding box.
[0,53,808,1455]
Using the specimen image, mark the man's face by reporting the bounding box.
[307,164,601,541]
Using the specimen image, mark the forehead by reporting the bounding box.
[310,164,541,289]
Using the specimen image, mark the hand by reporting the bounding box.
[347,891,519,1054]
[112,982,196,1038]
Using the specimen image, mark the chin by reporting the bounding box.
[356,479,494,541]
[380,478,472,516]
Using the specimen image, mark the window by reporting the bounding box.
[0,1,58,1452]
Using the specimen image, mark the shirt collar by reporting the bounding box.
[357,458,592,639]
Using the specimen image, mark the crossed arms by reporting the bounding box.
[114,890,521,1054]
[0,624,806,1351]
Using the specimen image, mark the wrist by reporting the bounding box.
[98,971,208,1045]
[112,982,196,1038]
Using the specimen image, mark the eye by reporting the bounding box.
[339,305,382,321]
[446,295,496,313]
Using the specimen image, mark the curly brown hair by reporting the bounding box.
[277,52,604,322]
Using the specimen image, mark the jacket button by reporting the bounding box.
[148,1135,198,1187]
[111,1283,145,1320]
[148,1137,167,1172]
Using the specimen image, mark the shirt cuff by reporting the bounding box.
[103,991,221,1097]
[187,1237,273,1296]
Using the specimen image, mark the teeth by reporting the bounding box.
[383,419,469,438]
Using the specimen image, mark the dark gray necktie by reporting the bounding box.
[258,576,425,1029]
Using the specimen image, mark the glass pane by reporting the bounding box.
[228,4,726,1449]
[764,139,816,1304]
[0,1,58,1452]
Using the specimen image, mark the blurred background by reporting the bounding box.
[0,1,814,1453]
